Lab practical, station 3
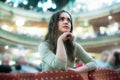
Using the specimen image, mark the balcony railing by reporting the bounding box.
[0,28,120,49]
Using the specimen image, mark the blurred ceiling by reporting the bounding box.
[1,0,120,13]
[0,0,70,12]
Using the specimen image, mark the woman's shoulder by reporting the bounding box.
[38,41,51,52]
[73,41,82,48]
[39,41,50,48]
[39,40,53,48]
[39,41,50,46]
[39,41,47,44]
[73,41,85,53]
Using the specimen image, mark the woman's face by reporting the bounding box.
[58,12,71,33]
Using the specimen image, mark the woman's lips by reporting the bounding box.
[63,26,69,28]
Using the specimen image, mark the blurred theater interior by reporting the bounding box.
[0,0,120,65]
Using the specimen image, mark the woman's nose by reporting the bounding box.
[64,19,69,23]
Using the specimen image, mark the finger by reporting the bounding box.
[67,33,74,39]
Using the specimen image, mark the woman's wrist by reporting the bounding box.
[58,37,64,43]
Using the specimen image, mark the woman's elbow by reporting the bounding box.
[86,62,97,71]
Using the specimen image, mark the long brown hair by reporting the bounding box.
[45,10,75,62]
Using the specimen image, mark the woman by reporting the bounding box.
[39,10,97,73]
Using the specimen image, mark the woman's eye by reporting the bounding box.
[67,18,71,22]
[59,17,64,21]
[59,17,71,22]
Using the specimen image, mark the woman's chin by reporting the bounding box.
[62,30,70,32]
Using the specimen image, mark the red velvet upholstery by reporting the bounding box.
[33,70,84,80]
[15,73,36,80]
[88,68,120,80]
[0,68,120,80]
[80,72,89,80]
[0,73,19,80]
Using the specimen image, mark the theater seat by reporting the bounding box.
[88,68,120,80]
[15,73,36,80]
[0,68,119,80]
[33,70,84,80]
[0,73,18,80]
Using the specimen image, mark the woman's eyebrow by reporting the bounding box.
[59,16,70,18]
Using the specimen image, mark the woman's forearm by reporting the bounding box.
[56,39,67,62]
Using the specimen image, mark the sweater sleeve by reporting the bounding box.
[75,42,97,71]
[38,42,66,70]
